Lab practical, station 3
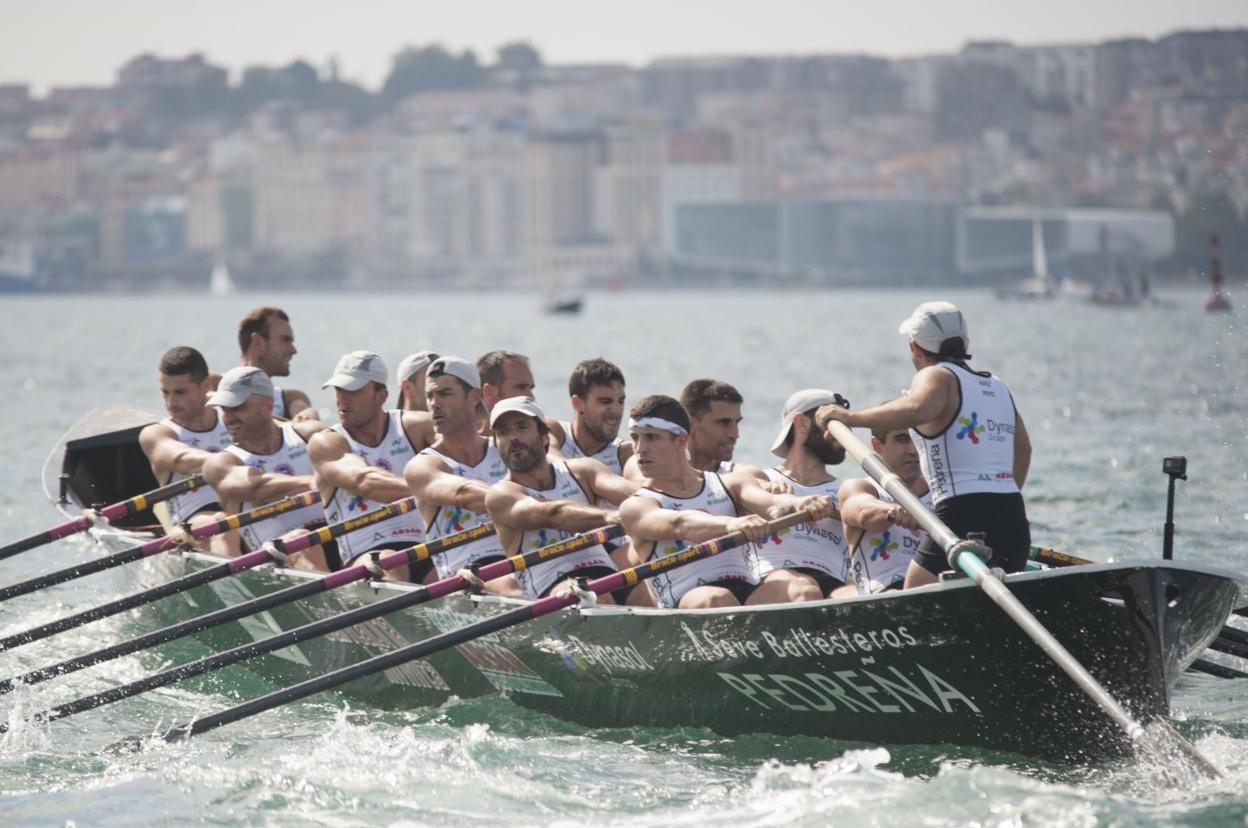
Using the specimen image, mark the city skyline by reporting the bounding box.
[3,0,1247,93]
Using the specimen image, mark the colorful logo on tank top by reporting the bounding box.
[274,463,295,475]
[443,506,469,533]
[528,529,555,549]
[956,412,985,444]
[348,494,369,512]
[765,526,791,545]
[871,531,898,561]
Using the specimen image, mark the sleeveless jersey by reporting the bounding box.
[323,410,426,565]
[755,468,848,582]
[912,362,1020,505]
[511,461,616,599]
[222,422,323,550]
[271,386,287,419]
[845,483,932,594]
[421,441,508,577]
[159,413,233,524]
[638,472,755,608]
[558,420,626,474]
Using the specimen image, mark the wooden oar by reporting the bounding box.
[128,512,807,745]
[0,492,320,604]
[825,421,1222,780]
[0,474,206,562]
[0,497,418,653]
[18,524,623,732]
[0,521,498,695]
[1030,545,1248,670]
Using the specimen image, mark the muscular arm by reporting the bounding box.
[619,494,740,545]
[400,411,436,453]
[817,366,952,434]
[568,458,640,506]
[838,478,920,533]
[724,470,839,522]
[485,480,615,534]
[284,389,318,420]
[403,453,491,513]
[203,451,314,507]
[308,430,411,503]
[1013,409,1032,488]
[139,423,214,482]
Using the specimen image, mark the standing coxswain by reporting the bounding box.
[485,397,639,601]
[546,357,632,474]
[753,389,852,602]
[236,306,317,421]
[404,357,514,592]
[200,366,329,567]
[619,395,836,609]
[834,419,931,596]
[309,351,432,581]
[816,301,1032,586]
[139,346,234,546]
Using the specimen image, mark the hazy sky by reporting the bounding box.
[3,0,1246,93]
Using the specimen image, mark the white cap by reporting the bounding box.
[489,396,546,428]
[898,301,969,354]
[769,388,849,457]
[397,350,438,384]
[322,351,388,391]
[428,356,481,390]
[208,366,275,408]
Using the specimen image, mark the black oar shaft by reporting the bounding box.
[0,523,498,694]
[0,474,206,562]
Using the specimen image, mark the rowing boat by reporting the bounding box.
[32,406,1248,762]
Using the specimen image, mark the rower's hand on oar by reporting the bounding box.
[814,402,851,431]
[726,515,770,546]
[165,525,194,548]
[795,495,837,523]
[889,504,922,532]
[604,510,623,526]
[759,478,791,495]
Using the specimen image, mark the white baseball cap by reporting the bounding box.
[769,388,849,457]
[322,351,388,391]
[208,366,275,408]
[898,301,969,354]
[489,396,546,428]
[397,350,438,384]
[428,356,481,390]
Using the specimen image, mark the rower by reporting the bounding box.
[476,350,535,433]
[403,356,513,592]
[816,301,1033,586]
[309,351,432,579]
[237,306,316,420]
[546,357,632,474]
[753,389,851,602]
[485,397,639,601]
[396,350,439,412]
[833,418,931,596]
[619,395,835,609]
[201,366,329,566]
[139,346,233,546]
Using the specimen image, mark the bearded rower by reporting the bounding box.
[237,306,316,421]
[753,389,851,602]
[139,346,233,544]
[546,357,632,474]
[309,351,432,580]
[833,419,931,596]
[485,397,639,601]
[201,367,329,567]
[404,357,513,592]
[619,395,836,609]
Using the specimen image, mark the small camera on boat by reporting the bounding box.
[1162,457,1187,479]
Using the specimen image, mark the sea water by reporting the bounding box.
[0,288,1245,826]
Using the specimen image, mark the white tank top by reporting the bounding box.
[912,362,1020,505]
[271,386,287,419]
[558,420,626,474]
[511,461,616,599]
[222,422,323,550]
[845,483,932,594]
[421,441,508,577]
[323,410,426,565]
[637,472,755,608]
[755,468,848,581]
[159,413,233,523]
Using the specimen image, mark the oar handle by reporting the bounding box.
[273,496,419,556]
[0,474,206,561]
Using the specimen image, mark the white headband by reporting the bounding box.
[629,416,688,436]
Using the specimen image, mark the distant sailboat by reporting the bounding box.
[1205,234,1232,313]
[994,218,1055,300]
[209,260,236,296]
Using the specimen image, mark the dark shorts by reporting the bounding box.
[539,565,618,598]
[791,566,844,597]
[706,577,756,604]
[915,492,1031,575]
